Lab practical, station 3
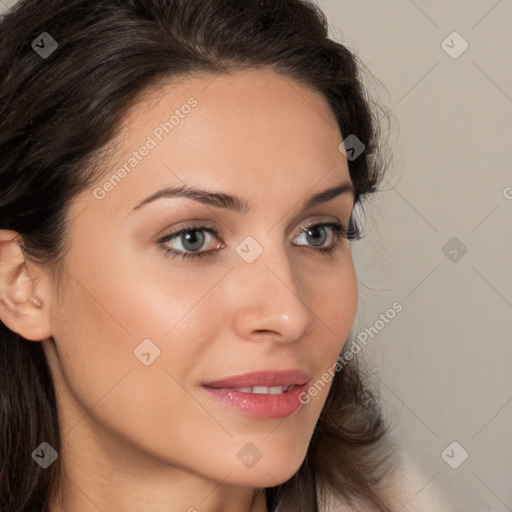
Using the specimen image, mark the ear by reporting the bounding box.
[0,229,53,341]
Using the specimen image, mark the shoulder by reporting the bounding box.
[377,450,452,512]
[316,450,451,512]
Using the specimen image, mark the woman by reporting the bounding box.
[0,0,412,510]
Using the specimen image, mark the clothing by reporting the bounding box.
[316,449,452,511]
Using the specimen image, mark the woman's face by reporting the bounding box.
[42,68,358,490]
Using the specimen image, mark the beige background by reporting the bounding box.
[317,1,512,511]
[2,0,511,510]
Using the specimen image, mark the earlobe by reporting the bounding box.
[0,229,53,342]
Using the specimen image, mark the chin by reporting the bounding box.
[226,466,303,489]
[222,446,308,488]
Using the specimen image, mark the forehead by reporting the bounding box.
[79,68,351,217]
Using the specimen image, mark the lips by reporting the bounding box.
[202,369,311,390]
[201,369,312,419]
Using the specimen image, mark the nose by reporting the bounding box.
[230,241,316,344]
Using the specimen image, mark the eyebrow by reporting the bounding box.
[130,180,355,214]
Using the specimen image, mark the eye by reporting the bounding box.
[158,223,221,260]
[157,220,358,260]
[294,222,339,248]
[291,221,355,257]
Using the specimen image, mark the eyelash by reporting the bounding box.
[158,220,362,260]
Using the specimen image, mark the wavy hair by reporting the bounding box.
[0,0,397,510]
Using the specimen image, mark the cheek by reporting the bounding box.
[47,256,222,464]
[300,256,358,405]
[307,253,358,346]
[48,240,227,421]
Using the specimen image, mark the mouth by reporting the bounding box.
[210,384,298,394]
[201,369,311,419]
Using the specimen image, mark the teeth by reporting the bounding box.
[252,386,273,394]
[229,385,295,394]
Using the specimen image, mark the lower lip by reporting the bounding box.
[201,385,307,419]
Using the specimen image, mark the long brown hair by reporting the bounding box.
[0,1,397,510]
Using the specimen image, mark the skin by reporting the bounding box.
[0,68,358,512]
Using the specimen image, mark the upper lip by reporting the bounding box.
[202,369,311,389]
